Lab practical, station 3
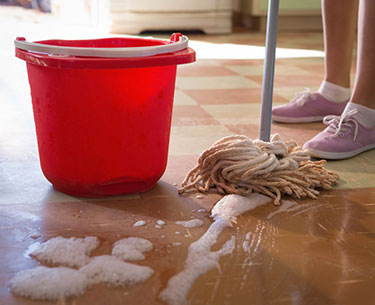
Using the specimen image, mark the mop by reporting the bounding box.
[179,0,339,205]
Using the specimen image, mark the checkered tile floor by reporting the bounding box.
[168,34,374,189]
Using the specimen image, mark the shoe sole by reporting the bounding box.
[272,115,325,123]
[306,144,375,160]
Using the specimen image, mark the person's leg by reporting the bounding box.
[349,0,375,110]
[341,0,375,131]
[322,0,358,88]
[303,0,375,159]
[272,0,358,123]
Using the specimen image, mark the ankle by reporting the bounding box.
[343,102,375,129]
[318,80,351,103]
[324,76,351,89]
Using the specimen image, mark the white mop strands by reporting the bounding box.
[179,134,339,205]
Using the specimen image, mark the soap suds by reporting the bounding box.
[172,242,182,247]
[29,236,99,268]
[80,255,153,287]
[12,237,154,301]
[211,193,271,225]
[159,220,235,305]
[197,209,207,213]
[133,220,146,227]
[242,232,253,253]
[157,220,166,226]
[24,242,41,259]
[9,266,88,300]
[160,194,271,305]
[112,237,153,261]
[175,219,204,228]
[155,225,162,229]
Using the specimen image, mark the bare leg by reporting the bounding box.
[350,0,375,109]
[322,0,359,88]
[271,0,359,123]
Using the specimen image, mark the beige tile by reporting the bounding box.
[175,76,261,90]
[226,65,264,76]
[227,64,310,77]
[169,125,233,156]
[325,150,375,189]
[173,89,198,106]
[185,59,222,67]
[274,86,320,101]
[275,64,312,75]
[201,103,284,125]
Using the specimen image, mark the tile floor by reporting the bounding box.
[1,5,375,305]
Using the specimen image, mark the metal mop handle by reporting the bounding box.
[259,0,280,142]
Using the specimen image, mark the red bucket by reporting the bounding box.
[15,34,195,197]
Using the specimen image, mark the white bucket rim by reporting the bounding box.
[14,34,189,58]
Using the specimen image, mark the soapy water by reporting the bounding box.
[265,200,305,220]
[10,236,154,301]
[112,237,153,261]
[9,266,88,301]
[79,255,153,287]
[29,236,99,268]
[175,219,204,228]
[10,194,271,303]
[157,220,166,226]
[159,193,272,305]
[133,220,147,227]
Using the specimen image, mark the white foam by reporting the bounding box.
[159,194,271,305]
[172,242,182,247]
[155,225,162,229]
[112,237,153,261]
[133,220,146,227]
[157,220,166,226]
[211,193,271,225]
[175,219,204,228]
[29,236,99,268]
[80,255,153,287]
[9,266,88,301]
[160,220,235,305]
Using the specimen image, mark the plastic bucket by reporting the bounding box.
[15,34,195,197]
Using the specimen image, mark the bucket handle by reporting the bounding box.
[14,33,189,58]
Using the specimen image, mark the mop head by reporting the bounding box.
[178,134,339,205]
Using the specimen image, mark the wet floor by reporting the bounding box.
[1,5,375,305]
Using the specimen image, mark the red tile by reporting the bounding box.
[296,64,324,76]
[184,88,288,105]
[215,59,264,66]
[225,122,324,146]
[171,105,220,126]
[247,74,323,87]
[177,66,238,77]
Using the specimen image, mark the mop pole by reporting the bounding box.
[259,0,280,142]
